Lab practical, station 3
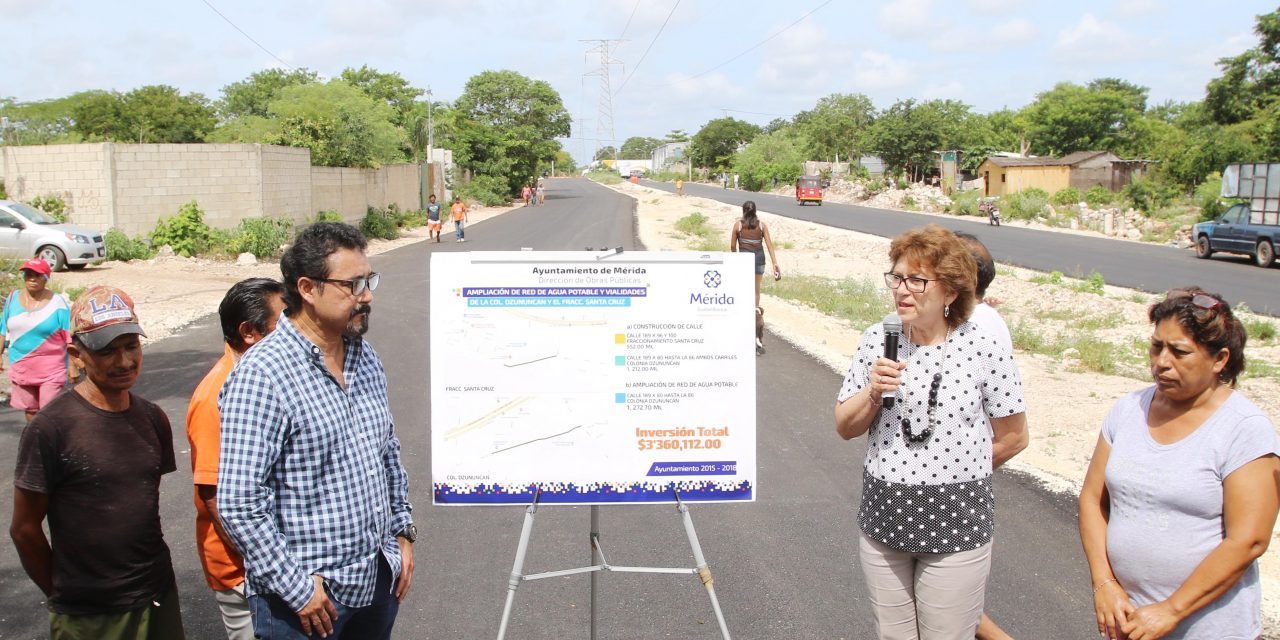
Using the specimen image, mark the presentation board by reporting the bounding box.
[430,251,756,505]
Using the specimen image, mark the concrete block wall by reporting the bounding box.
[2,144,421,235]
[261,146,312,222]
[0,144,113,231]
[112,143,264,235]
[382,164,420,211]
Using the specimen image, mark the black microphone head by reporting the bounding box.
[882,313,902,334]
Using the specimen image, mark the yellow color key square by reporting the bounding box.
[614,333,626,344]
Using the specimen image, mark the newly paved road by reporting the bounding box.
[647,180,1280,316]
[0,178,1092,638]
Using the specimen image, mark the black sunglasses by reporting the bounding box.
[310,272,381,296]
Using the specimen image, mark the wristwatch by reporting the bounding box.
[396,523,418,544]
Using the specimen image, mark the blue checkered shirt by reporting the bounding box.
[217,314,412,611]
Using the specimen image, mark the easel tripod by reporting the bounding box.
[496,490,732,639]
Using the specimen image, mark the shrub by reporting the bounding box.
[950,189,982,216]
[895,177,909,190]
[457,175,511,206]
[360,206,399,240]
[1084,185,1114,209]
[232,217,294,258]
[1051,187,1081,207]
[1194,173,1238,221]
[29,195,68,222]
[0,180,7,199]
[1122,178,1175,215]
[865,178,887,194]
[901,194,917,209]
[1244,316,1277,341]
[104,228,154,261]
[311,210,345,224]
[150,200,213,257]
[1003,188,1049,220]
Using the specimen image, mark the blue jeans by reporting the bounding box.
[248,558,398,640]
[454,220,465,239]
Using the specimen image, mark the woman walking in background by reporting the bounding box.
[0,258,75,422]
[729,200,779,355]
[1079,287,1278,640]
[835,225,1028,639]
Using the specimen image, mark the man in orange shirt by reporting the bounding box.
[450,196,468,243]
[186,278,286,639]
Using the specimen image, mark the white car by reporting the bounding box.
[0,200,107,271]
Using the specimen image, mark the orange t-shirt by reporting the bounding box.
[451,202,466,221]
[186,344,244,590]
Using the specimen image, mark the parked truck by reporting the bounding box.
[614,159,653,178]
[1193,163,1280,268]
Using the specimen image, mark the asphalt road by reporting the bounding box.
[647,180,1280,316]
[0,178,1094,639]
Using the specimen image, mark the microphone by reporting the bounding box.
[881,313,902,409]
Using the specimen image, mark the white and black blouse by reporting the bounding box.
[837,321,1025,553]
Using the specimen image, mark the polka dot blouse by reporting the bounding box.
[837,321,1025,553]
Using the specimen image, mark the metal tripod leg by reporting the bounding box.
[496,501,538,640]
[678,499,732,639]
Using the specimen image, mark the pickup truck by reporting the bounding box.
[1194,163,1279,268]
[1193,202,1277,267]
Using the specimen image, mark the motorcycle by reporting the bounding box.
[979,198,1001,227]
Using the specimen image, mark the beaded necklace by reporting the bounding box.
[900,326,951,444]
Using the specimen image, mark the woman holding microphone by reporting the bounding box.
[835,225,1028,639]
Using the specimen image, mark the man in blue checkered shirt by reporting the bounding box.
[217,223,415,639]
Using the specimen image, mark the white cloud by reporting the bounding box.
[0,0,49,19]
[755,22,854,93]
[877,0,939,39]
[1052,13,1155,63]
[1113,0,1165,19]
[994,19,1038,47]
[923,81,965,101]
[852,51,915,92]
[664,71,744,102]
[967,0,1006,15]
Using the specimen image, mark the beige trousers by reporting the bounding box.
[858,531,993,640]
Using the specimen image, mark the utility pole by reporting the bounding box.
[581,39,624,164]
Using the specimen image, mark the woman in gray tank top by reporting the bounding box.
[1079,288,1279,640]
[729,201,779,355]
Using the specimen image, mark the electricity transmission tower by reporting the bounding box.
[581,39,624,161]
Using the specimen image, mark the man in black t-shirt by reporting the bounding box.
[10,285,184,639]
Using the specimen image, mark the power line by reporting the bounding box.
[581,39,626,156]
[199,0,294,71]
[618,0,641,39]
[613,0,681,97]
[663,0,833,89]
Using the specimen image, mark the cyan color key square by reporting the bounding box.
[615,393,626,403]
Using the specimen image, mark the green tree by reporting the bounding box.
[339,65,423,129]
[618,136,663,159]
[689,117,761,171]
[665,129,690,142]
[551,147,578,175]
[450,70,572,194]
[594,146,617,162]
[793,93,875,162]
[219,68,319,119]
[1205,8,1280,125]
[868,99,974,177]
[266,80,407,167]
[731,128,805,190]
[1018,81,1147,155]
[71,85,216,143]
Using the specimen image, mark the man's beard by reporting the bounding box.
[345,304,371,337]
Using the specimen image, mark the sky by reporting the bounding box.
[1,0,1274,164]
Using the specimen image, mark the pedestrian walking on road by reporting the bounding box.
[426,194,443,243]
[451,197,468,242]
[186,278,286,640]
[521,185,532,207]
[1079,288,1278,640]
[218,223,415,640]
[11,285,186,639]
[835,225,1029,639]
[0,258,75,422]
[536,179,546,206]
[676,178,684,196]
[729,201,779,356]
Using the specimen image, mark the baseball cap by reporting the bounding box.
[70,285,147,351]
[19,258,51,277]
